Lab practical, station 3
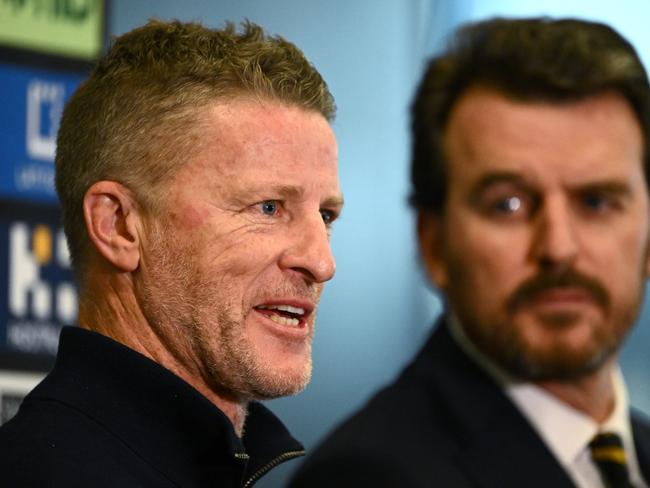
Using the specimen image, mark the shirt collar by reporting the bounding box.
[448,315,635,469]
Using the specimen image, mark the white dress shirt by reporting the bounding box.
[448,316,648,488]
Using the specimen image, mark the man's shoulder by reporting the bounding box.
[301,321,493,453]
[0,396,174,487]
[290,322,575,488]
[324,368,452,444]
[632,407,650,464]
[632,408,650,431]
[291,347,468,488]
[0,392,128,453]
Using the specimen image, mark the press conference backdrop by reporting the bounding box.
[2,2,650,488]
[0,0,105,419]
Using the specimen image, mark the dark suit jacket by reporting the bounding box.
[291,320,650,487]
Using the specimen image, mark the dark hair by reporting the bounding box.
[56,19,335,276]
[410,17,650,212]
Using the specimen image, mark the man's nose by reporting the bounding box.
[279,214,336,283]
[529,197,579,271]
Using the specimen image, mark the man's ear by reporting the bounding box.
[417,210,448,290]
[83,181,142,272]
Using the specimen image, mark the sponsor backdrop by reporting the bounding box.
[0,0,104,423]
[0,0,104,60]
[3,2,650,487]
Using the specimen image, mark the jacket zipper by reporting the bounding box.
[241,450,305,487]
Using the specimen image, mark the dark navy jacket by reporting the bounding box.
[0,327,304,487]
[291,320,650,487]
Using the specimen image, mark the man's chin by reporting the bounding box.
[484,310,615,377]
[463,315,618,381]
[200,344,313,402]
[243,359,313,400]
[494,340,615,381]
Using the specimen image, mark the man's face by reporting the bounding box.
[137,99,342,400]
[421,87,650,380]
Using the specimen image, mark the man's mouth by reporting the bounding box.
[254,304,307,327]
[508,272,610,313]
[528,287,593,304]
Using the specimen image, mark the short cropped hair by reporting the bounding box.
[410,17,650,212]
[55,19,335,275]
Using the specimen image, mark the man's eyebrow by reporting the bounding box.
[322,195,344,208]
[470,172,634,196]
[572,181,633,195]
[268,185,304,199]
[471,171,531,193]
[241,184,344,207]
[234,184,304,201]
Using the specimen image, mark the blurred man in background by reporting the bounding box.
[293,17,650,488]
[0,19,342,487]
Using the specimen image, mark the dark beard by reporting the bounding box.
[458,311,620,381]
[448,267,643,381]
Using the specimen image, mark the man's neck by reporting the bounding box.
[535,358,617,424]
[447,315,617,423]
[78,269,249,436]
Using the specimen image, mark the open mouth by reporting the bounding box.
[254,304,306,327]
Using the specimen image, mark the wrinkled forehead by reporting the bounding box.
[163,98,340,200]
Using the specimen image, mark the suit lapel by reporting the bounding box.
[457,420,576,488]
[631,411,650,483]
[424,321,577,488]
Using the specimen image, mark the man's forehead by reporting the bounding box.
[169,98,340,202]
[201,98,336,157]
[447,87,641,133]
[445,88,643,174]
[206,97,332,133]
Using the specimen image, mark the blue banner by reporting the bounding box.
[0,203,76,365]
[0,61,85,204]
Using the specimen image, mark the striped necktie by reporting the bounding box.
[589,432,634,488]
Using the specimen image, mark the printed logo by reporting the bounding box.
[0,61,85,202]
[6,222,76,355]
[25,80,64,162]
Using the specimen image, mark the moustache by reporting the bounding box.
[507,270,610,312]
[258,281,322,302]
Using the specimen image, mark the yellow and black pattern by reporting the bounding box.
[589,432,634,488]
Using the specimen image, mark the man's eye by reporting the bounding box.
[582,193,610,212]
[493,196,522,214]
[320,209,334,225]
[260,200,279,216]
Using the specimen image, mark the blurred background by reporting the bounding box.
[2,1,650,486]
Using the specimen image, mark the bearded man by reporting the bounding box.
[292,17,650,488]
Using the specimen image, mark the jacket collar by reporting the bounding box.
[632,411,650,483]
[29,327,304,487]
[410,319,576,488]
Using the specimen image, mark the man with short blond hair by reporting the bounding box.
[0,19,343,487]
